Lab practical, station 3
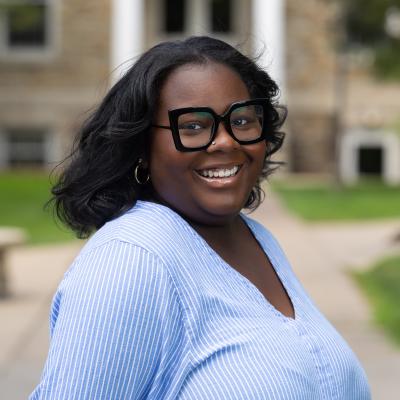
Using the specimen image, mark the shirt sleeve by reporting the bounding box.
[29,240,190,400]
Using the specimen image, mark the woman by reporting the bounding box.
[30,37,370,399]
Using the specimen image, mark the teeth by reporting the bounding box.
[198,165,240,178]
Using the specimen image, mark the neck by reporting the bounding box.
[188,214,246,249]
[149,191,244,235]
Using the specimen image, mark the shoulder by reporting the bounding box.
[52,239,188,344]
[54,202,197,326]
[79,200,193,258]
[39,239,191,399]
[57,240,176,314]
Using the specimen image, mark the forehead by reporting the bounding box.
[157,62,250,114]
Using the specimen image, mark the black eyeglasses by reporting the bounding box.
[152,98,269,152]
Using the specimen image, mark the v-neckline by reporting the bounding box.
[194,215,298,322]
[136,201,299,322]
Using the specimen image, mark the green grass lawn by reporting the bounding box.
[0,171,76,244]
[353,255,400,344]
[272,179,400,221]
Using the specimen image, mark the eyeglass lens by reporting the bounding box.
[177,104,264,148]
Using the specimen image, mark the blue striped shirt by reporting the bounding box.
[30,200,371,399]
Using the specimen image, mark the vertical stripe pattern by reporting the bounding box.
[30,201,371,399]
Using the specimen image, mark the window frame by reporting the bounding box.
[0,126,57,169]
[0,0,60,62]
[148,0,247,45]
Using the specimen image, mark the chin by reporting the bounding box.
[199,197,247,220]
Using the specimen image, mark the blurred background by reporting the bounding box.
[0,0,399,398]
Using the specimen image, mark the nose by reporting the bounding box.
[206,121,239,153]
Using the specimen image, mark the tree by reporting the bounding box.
[336,0,400,80]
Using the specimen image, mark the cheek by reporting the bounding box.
[251,142,268,170]
[149,134,169,192]
[149,134,192,195]
[149,131,175,171]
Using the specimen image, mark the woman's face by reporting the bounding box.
[149,62,267,226]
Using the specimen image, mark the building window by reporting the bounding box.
[6,2,47,47]
[0,0,57,59]
[358,147,383,176]
[1,128,50,168]
[339,129,400,185]
[211,0,232,33]
[152,0,248,50]
[164,0,186,33]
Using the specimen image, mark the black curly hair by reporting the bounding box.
[50,36,287,238]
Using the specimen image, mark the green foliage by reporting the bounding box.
[374,42,400,80]
[345,0,396,44]
[272,180,400,221]
[0,172,76,244]
[343,0,400,80]
[353,255,400,344]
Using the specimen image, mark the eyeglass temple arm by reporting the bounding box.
[152,124,171,130]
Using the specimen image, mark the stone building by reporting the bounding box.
[0,0,111,168]
[286,0,400,181]
[3,0,395,178]
[286,0,338,173]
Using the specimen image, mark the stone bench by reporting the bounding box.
[0,227,27,298]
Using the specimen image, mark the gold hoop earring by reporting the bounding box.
[134,158,150,185]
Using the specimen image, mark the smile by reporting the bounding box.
[196,165,241,179]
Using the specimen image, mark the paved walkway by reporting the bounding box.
[253,191,400,399]
[1,192,400,399]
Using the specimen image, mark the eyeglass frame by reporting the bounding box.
[151,98,270,152]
